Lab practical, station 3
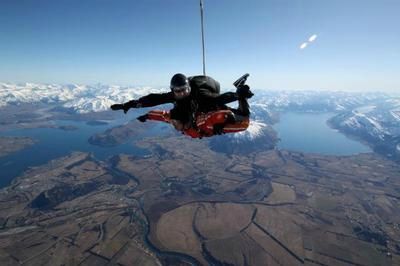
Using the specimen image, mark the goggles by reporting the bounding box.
[172,85,191,100]
[171,84,190,93]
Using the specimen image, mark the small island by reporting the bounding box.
[0,136,36,157]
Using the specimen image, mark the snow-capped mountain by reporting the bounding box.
[328,98,400,159]
[209,120,278,154]
[232,120,269,141]
[1,82,399,158]
[251,90,391,112]
[330,98,400,139]
[0,83,164,113]
[1,82,395,114]
[247,90,399,159]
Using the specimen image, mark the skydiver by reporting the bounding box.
[110,73,253,131]
[135,88,252,138]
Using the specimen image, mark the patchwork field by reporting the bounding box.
[0,136,400,265]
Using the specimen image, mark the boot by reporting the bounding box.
[236,85,254,99]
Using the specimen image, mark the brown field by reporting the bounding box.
[195,203,254,239]
[1,133,400,265]
[155,204,202,258]
[265,182,296,204]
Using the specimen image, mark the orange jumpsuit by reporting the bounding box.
[145,110,249,138]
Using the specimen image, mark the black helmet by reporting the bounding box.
[170,73,191,99]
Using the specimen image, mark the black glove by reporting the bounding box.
[110,104,129,114]
[111,104,124,111]
[236,85,254,99]
[137,114,148,123]
[111,100,140,114]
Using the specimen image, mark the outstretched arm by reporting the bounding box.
[133,92,175,107]
[197,85,253,106]
[212,92,239,105]
[197,88,238,105]
[111,92,175,113]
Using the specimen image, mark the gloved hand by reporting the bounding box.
[111,100,140,114]
[110,104,125,111]
[236,85,254,99]
[137,114,148,123]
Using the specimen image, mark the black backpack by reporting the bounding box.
[188,75,220,96]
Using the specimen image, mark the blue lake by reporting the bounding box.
[273,112,371,155]
[0,112,157,188]
[0,111,372,188]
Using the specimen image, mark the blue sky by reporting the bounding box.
[0,0,399,91]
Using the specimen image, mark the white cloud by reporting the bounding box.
[300,42,308,50]
[308,34,317,42]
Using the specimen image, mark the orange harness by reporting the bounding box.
[146,110,249,138]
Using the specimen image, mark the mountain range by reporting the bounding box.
[1,83,399,159]
[0,83,164,113]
